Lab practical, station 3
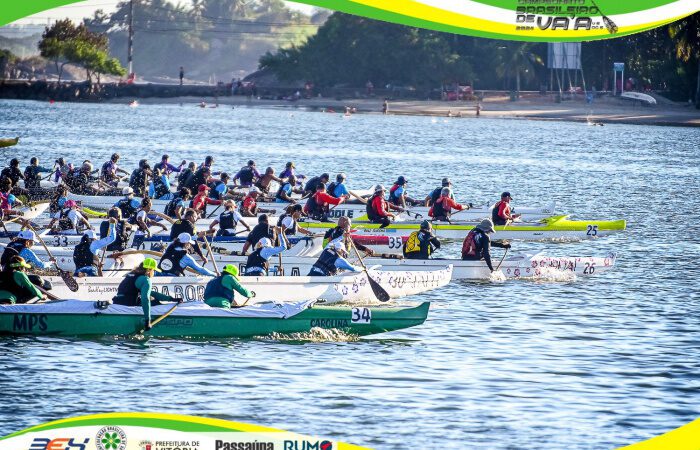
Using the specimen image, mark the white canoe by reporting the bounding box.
[620,92,657,105]
[1,203,50,223]
[46,265,453,304]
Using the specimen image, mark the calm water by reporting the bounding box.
[1,99,699,449]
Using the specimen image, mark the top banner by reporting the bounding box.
[2,0,699,41]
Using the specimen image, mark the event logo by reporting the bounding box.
[515,0,617,34]
[214,441,274,450]
[28,438,90,450]
[95,426,127,450]
[282,441,332,450]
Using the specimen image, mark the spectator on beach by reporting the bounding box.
[179,66,184,85]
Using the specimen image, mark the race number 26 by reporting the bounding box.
[351,307,371,324]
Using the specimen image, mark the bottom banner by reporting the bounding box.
[0,413,369,450]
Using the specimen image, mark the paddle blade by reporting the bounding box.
[366,272,391,302]
[59,269,80,292]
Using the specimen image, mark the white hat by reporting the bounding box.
[122,187,134,196]
[374,184,385,192]
[83,230,97,239]
[18,230,37,241]
[177,232,193,244]
[256,237,272,248]
[249,186,260,194]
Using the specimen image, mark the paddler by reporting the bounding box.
[243,236,287,276]
[241,214,275,255]
[48,199,91,234]
[233,160,261,188]
[128,159,151,197]
[0,256,45,304]
[492,192,521,225]
[72,161,101,195]
[425,178,453,206]
[388,176,415,208]
[131,197,168,249]
[114,187,141,220]
[169,209,208,264]
[158,232,216,277]
[327,173,367,203]
[100,207,132,252]
[177,162,197,187]
[154,154,186,176]
[73,220,117,276]
[279,161,305,181]
[303,173,330,198]
[323,216,374,256]
[307,240,362,276]
[23,157,52,191]
[149,166,173,200]
[191,184,221,217]
[240,187,261,217]
[0,158,25,190]
[164,188,192,220]
[208,199,251,236]
[0,230,56,270]
[0,184,22,216]
[254,167,282,194]
[275,175,302,203]
[208,172,231,201]
[100,153,129,186]
[366,184,403,228]
[428,187,468,222]
[461,218,510,272]
[303,182,345,222]
[112,258,180,330]
[183,165,211,192]
[278,204,314,237]
[403,220,441,259]
[49,185,68,214]
[204,264,256,308]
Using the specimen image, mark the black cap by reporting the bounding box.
[442,177,451,186]
[258,214,269,223]
[321,173,330,181]
[501,192,512,199]
[397,176,407,185]
[291,204,303,212]
[220,172,230,180]
[248,160,255,166]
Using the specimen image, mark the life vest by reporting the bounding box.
[245,248,268,275]
[164,197,181,218]
[49,195,65,214]
[158,243,187,276]
[185,169,207,192]
[461,229,481,259]
[304,177,320,194]
[304,192,328,218]
[23,166,41,189]
[177,168,192,186]
[275,183,290,201]
[0,269,35,303]
[310,248,340,276]
[430,197,447,218]
[113,273,141,306]
[63,169,78,189]
[219,211,238,232]
[129,169,148,195]
[327,182,338,197]
[73,235,98,270]
[429,188,442,205]
[101,161,115,180]
[56,208,74,231]
[191,194,208,215]
[492,200,507,225]
[100,220,129,251]
[366,193,384,222]
[209,181,227,200]
[238,167,255,185]
[403,231,429,257]
[153,175,170,199]
[169,220,194,240]
[389,184,401,204]
[116,198,137,220]
[322,227,344,248]
[204,274,234,302]
[0,241,24,269]
[277,213,297,236]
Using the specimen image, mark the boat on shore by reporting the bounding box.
[45,265,453,303]
[0,299,430,338]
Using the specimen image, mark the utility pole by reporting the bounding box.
[127,0,134,80]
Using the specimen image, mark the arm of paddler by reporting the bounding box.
[222,274,252,298]
[14,271,44,300]
[90,222,117,254]
[180,253,216,277]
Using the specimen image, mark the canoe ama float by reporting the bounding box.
[0,300,430,338]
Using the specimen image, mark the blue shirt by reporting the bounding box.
[275,183,293,203]
[214,183,228,198]
[113,198,141,210]
[19,248,52,270]
[180,253,216,277]
[333,183,349,198]
[89,223,117,255]
[154,161,182,174]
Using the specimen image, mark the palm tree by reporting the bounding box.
[495,42,544,98]
[668,12,700,108]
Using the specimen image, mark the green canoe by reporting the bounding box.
[0,300,430,338]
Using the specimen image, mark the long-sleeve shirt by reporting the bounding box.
[233,168,261,186]
[314,191,343,207]
[259,241,287,260]
[371,196,393,217]
[134,275,173,322]
[90,222,117,255]
[20,247,52,269]
[180,253,217,276]
[0,271,43,303]
[154,161,183,174]
[205,274,252,308]
[334,256,361,272]
[192,193,221,212]
[437,196,465,213]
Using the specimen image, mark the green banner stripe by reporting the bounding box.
[467,0,679,15]
[0,0,87,27]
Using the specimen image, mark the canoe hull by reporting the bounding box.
[0,301,430,338]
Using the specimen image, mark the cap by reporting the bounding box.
[248,160,255,166]
[286,161,295,168]
[122,187,134,195]
[10,258,32,270]
[142,257,161,272]
[249,186,260,194]
[374,184,385,192]
[477,219,495,233]
[441,187,451,196]
[198,184,210,192]
[501,192,512,199]
[64,200,78,208]
[420,220,431,230]
[17,230,37,241]
[177,232,193,244]
[396,176,407,185]
[442,177,452,186]
[83,230,97,239]
[337,172,346,181]
[257,237,272,248]
[222,264,239,277]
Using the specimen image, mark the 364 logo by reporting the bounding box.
[28,438,90,450]
[95,426,127,450]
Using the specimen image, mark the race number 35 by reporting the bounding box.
[351,307,371,324]
[387,236,402,249]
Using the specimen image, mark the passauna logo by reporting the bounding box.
[27,438,90,450]
[214,440,274,450]
[95,426,127,450]
[515,0,617,33]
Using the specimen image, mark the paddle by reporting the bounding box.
[206,203,222,219]
[494,219,511,272]
[202,232,220,276]
[139,302,179,334]
[35,283,60,301]
[348,237,390,302]
[22,221,79,292]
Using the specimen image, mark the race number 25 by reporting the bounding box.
[586,225,598,236]
[351,307,371,324]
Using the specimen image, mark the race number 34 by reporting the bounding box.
[351,307,371,324]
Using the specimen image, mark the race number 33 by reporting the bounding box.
[351,307,371,324]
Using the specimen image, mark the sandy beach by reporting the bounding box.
[106,92,700,127]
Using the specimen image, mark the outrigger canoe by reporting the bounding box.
[45,265,453,303]
[0,300,430,337]
[299,215,627,241]
[0,137,19,148]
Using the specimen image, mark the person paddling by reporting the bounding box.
[244,236,287,276]
[23,157,52,191]
[278,204,314,237]
[112,258,179,330]
[241,214,275,255]
[208,200,251,236]
[429,187,468,222]
[323,216,374,256]
[191,184,221,217]
[158,232,216,277]
[209,172,231,201]
[154,154,186,176]
[308,240,362,276]
[169,209,208,264]
[275,175,302,203]
[255,167,282,194]
[303,182,345,222]
[132,197,168,249]
[114,187,141,220]
[164,188,191,220]
[403,220,441,259]
[0,230,56,270]
[204,264,256,308]
[366,184,403,228]
[461,218,510,272]
[100,153,129,186]
[241,187,261,217]
[100,207,132,252]
[48,199,91,234]
[149,166,173,200]
[233,160,261,188]
[303,173,330,198]
[492,192,521,225]
[0,256,45,304]
[388,176,415,208]
[425,178,453,206]
[73,222,117,277]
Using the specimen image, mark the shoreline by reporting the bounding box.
[103,94,700,128]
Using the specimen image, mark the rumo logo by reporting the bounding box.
[283,441,332,450]
[28,438,90,450]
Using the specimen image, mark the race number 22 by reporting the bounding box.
[351,307,371,324]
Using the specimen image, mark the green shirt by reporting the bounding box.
[0,271,43,304]
[134,275,172,321]
[205,274,252,308]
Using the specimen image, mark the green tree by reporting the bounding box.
[669,13,700,107]
[495,42,544,97]
[38,18,78,82]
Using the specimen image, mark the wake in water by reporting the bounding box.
[262,328,360,343]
